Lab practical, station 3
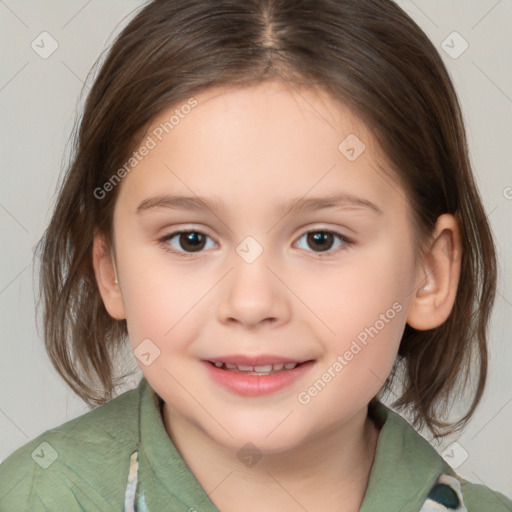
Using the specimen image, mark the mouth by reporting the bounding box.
[202,357,316,396]
[206,360,310,375]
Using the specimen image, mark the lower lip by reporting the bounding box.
[201,360,315,396]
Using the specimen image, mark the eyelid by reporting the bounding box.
[158,223,217,241]
[293,224,354,241]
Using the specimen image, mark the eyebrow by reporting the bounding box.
[136,193,383,216]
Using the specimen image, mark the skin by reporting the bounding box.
[93,79,462,511]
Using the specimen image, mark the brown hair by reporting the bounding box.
[35,0,497,438]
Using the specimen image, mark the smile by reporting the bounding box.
[209,361,302,374]
[202,359,315,396]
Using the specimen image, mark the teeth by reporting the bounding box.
[254,365,273,372]
[237,364,254,371]
[212,362,300,372]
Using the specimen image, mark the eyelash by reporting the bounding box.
[158,228,354,258]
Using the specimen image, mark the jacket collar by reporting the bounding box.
[137,376,454,511]
[360,400,455,511]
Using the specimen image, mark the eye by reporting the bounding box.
[159,230,217,256]
[294,229,351,254]
[159,228,352,258]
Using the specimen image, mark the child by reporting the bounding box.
[1,0,510,510]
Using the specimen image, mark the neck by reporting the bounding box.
[161,402,380,512]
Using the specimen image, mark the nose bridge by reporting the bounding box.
[217,235,290,327]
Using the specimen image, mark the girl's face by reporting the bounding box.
[108,79,422,452]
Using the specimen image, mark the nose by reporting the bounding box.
[217,252,291,329]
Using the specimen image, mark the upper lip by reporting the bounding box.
[204,354,313,366]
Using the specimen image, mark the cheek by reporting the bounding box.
[315,252,411,339]
[307,240,414,384]
[299,275,408,420]
[119,248,215,353]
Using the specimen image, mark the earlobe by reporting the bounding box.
[406,214,462,331]
[92,233,126,320]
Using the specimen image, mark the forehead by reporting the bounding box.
[176,79,373,147]
[116,79,406,217]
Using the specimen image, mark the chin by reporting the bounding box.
[202,416,311,455]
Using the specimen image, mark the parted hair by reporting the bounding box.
[35,0,497,438]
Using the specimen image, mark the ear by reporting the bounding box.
[92,232,126,320]
[406,213,462,330]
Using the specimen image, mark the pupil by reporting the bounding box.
[308,232,333,251]
[181,232,205,252]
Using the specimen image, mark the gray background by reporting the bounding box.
[1,0,511,500]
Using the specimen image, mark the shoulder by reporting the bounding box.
[369,402,512,511]
[0,381,142,511]
[459,478,512,511]
[419,473,512,511]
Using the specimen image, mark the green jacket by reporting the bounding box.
[1,376,510,511]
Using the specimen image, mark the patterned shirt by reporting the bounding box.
[1,376,511,511]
